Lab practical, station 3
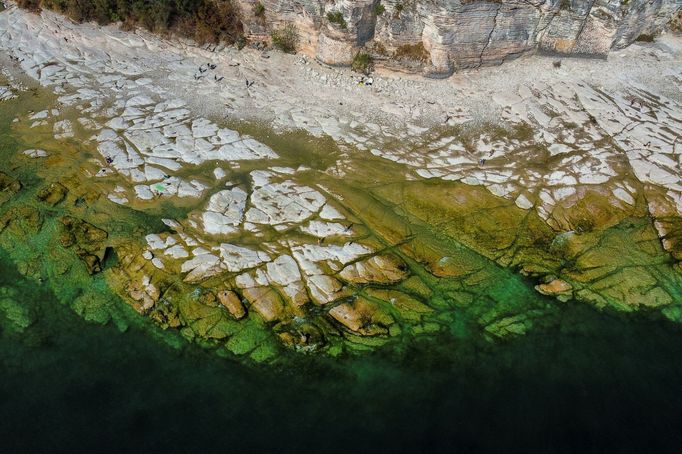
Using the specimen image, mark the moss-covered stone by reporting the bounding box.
[0,296,34,332]
[0,171,21,205]
[36,182,67,206]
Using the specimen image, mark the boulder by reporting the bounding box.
[328,297,394,336]
[535,278,573,296]
[243,287,284,322]
[218,289,247,320]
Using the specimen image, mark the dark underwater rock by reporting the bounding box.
[59,216,108,275]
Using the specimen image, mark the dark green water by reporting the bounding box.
[2,251,682,453]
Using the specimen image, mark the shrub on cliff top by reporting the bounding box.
[271,23,299,53]
[253,1,265,17]
[16,0,42,13]
[352,52,374,75]
[19,0,243,45]
[327,11,347,30]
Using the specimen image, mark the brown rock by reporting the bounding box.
[218,290,247,320]
[76,250,102,275]
[243,287,283,322]
[329,302,364,332]
[328,297,394,336]
[536,279,572,296]
[339,254,408,284]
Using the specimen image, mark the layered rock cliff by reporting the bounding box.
[236,0,681,76]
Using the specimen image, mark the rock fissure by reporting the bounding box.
[479,4,502,68]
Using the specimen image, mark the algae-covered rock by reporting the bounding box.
[328,297,394,336]
[0,297,34,332]
[36,182,68,206]
[482,312,542,339]
[0,205,42,234]
[249,341,278,362]
[339,254,408,284]
[0,171,21,205]
[275,320,326,352]
[662,305,682,323]
[149,299,182,329]
[59,216,108,274]
[179,297,222,331]
[225,318,271,356]
[372,181,558,270]
[398,275,433,300]
[365,288,433,323]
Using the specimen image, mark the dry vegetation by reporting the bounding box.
[16,0,243,45]
[271,22,299,53]
[394,42,429,62]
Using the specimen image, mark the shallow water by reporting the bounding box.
[2,250,682,453]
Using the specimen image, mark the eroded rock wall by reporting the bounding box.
[236,0,681,75]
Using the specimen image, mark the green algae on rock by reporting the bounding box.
[1,69,681,364]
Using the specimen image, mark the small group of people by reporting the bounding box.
[357,76,374,86]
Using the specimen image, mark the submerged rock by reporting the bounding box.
[276,321,325,352]
[36,182,68,206]
[0,205,42,234]
[0,172,21,205]
[59,216,108,274]
[328,297,394,336]
[0,297,34,332]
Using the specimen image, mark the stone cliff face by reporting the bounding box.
[235,0,681,76]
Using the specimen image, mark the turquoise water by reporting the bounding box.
[2,250,682,453]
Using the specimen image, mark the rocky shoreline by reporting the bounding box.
[1,5,682,362]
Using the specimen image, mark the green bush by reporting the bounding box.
[351,52,373,75]
[374,2,385,16]
[271,22,299,53]
[18,0,243,44]
[253,1,264,17]
[16,0,42,13]
[635,33,655,42]
[327,11,347,29]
